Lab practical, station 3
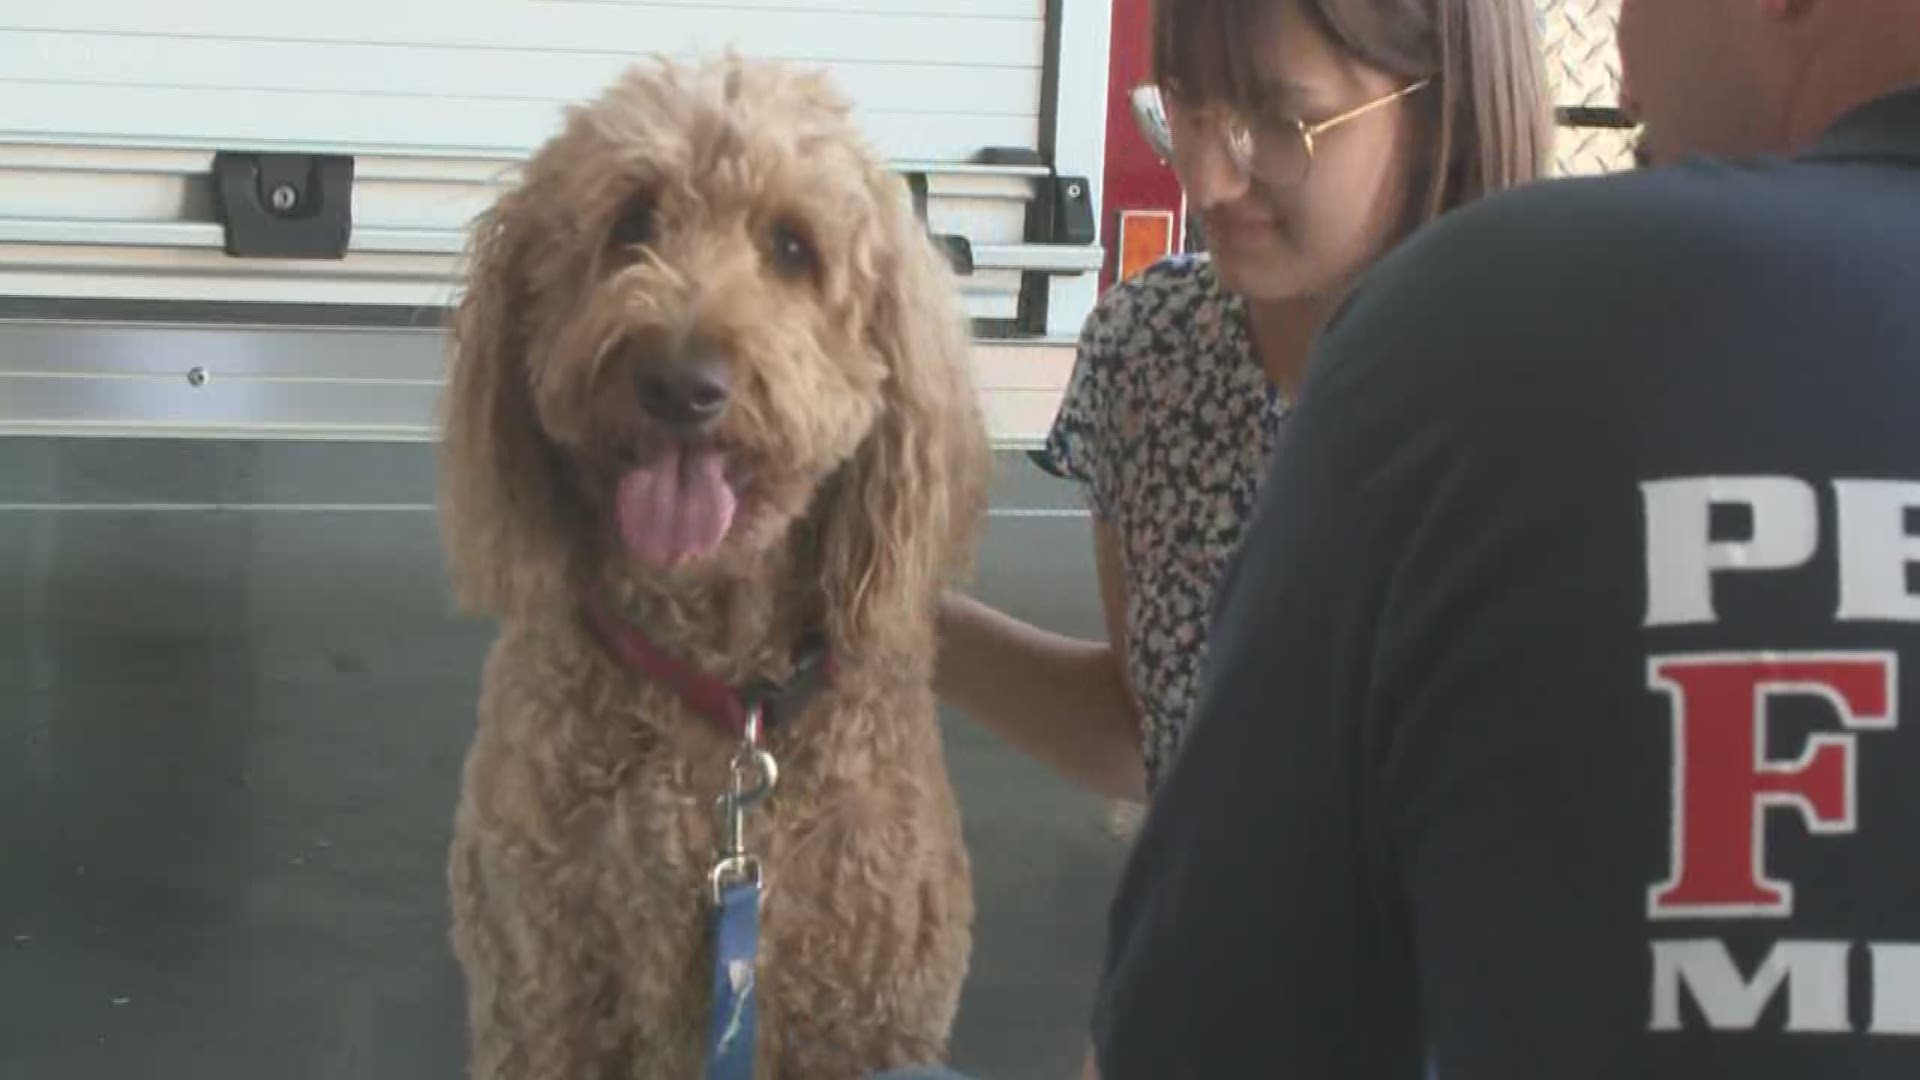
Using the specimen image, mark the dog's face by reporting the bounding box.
[441,57,988,641]
[520,62,906,574]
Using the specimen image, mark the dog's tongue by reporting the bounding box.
[616,445,737,567]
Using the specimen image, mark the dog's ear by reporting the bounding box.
[820,174,992,665]
[438,180,577,616]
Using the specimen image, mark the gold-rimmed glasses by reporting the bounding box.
[1131,78,1431,187]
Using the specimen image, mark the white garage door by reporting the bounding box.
[0,0,1110,443]
[0,0,1103,325]
[1,0,1046,162]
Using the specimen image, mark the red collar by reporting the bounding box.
[584,599,834,737]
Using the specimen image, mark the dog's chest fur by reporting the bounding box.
[450,620,972,1078]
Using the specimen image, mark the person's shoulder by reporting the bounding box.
[1076,253,1227,374]
[1312,161,1788,408]
[1382,159,1773,298]
[1088,253,1222,329]
[1381,150,1839,304]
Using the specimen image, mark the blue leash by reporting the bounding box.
[706,877,762,1080]
[705,717,778,1080]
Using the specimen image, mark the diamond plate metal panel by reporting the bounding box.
[1541,0,1623,108]
[1555,124,1639,177]
[1539,0,1638,176]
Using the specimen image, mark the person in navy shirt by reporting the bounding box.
[1088,0,1920,1077]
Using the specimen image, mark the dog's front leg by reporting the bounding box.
[450,816,631,1080]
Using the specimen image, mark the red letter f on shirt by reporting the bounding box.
[1647,653,1897,920]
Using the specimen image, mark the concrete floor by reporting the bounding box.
[0,438,1125,1080]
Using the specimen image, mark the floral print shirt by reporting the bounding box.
[1036,255,1290,789]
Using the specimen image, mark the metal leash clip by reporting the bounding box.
[710,705,779,906]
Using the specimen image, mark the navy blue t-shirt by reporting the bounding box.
[1091,87,1920,1078]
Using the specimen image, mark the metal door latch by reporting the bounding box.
[212,151,354,259]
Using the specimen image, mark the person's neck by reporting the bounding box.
[1777,20,1920,152]
[1246,294,1340,401]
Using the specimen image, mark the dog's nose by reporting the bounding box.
[638,356,731,431]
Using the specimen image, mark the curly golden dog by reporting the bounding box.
[437,54,990,1079]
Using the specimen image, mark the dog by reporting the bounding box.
[436,55,990,1079]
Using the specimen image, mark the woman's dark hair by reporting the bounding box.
[1151,0,1552,221]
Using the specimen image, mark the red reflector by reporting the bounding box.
[1118,210,1175,283]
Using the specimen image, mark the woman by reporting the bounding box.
[936,0,1554,801]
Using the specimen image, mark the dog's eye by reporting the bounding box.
[610,197,657,252]
[768,220,818,280]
